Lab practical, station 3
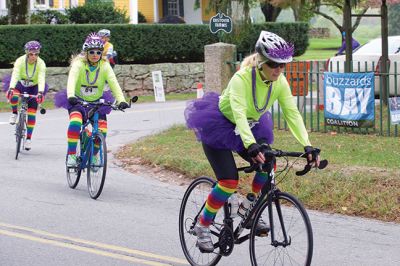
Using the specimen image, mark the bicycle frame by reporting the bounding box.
[78,111,104,170]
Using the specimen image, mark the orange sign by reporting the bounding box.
[285,62,310,96]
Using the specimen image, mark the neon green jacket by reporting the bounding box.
[219,66,311,149]
[67,59,125,103]
[9,55,46,93]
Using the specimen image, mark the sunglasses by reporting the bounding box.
[265,61,286,69]
[88,50,102,56]
[28,53,39,56]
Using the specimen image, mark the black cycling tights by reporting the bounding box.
[202,143,251,181]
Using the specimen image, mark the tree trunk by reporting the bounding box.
[260,3,281,22]
[8,0,29,24]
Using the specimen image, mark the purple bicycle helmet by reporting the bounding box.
[255,31,294,63]
[82,32,104,52]
[24,40,41,52]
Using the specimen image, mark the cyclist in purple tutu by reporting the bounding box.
[54,33,128,167]
[185,31,321,253]
[3,40,47,151]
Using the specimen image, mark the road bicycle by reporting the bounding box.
[14,92,46,160]
[179,145,328,266]
[66,96,138,199]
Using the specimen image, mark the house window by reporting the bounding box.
[36,0,45,5]
[49,0,54,7]
[167,0,179,16]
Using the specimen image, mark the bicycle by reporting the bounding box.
[179,145,328,266]
[13,92,46,160]
[66,96,138,199]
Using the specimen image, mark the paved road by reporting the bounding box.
[0,101,399,266]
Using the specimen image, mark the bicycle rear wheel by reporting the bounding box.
[87,133,107,199]
[179,176,223,266]
[15,113,26,160]
[66,135,82,189]
[249,191,313,266]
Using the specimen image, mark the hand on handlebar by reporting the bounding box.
[304,146,321,168]
[247,143,265,164]
[118,101,129,110]
[36,92,44,104]
[68,97,79,106]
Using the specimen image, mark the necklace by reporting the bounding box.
[25,56,37,80]
[252,67,272,113]
[85,67,100,85]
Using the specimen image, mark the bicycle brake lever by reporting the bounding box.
[244,163,261,173]
[295,165,311,176]
[296,159,328,176]
[318,160,328,169]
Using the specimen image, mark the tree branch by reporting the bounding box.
[314,10,342,29]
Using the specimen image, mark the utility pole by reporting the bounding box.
[381,0,389,105]
[344,0,352,73]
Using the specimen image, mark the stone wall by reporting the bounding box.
[0,62,205,98]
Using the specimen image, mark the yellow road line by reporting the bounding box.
[0,229,169,266]
[0,222,188,265]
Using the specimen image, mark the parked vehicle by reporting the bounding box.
[326,36,400,96]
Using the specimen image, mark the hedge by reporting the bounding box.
[0,23,309,67]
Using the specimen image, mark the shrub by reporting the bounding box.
[158,15,186,24]
[0,15,8,25]
[222,22,309,57]
[30,10,69,24]
[138,11,147,23]
[66,2,129,24]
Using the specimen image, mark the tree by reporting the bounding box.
[7,0,28,24]
[309,0,400,36]
[260,2,282,21]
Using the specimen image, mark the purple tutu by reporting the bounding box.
[185,92,274,152]
[1,74,49,95]
[54,89,115,115]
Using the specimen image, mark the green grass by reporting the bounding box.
[295,37,371,61]
[0,99,55,112]
[116,125,400,223]
[136,92,196,103]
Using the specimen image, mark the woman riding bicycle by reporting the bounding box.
[185,31,321,253]
[3,40,47,151]
[55,32,128,167]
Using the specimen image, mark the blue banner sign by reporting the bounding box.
[389,97,400,125]
[324,72,375,128]
[209,13,232,34]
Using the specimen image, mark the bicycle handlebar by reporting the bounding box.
[238,145,328,176]
[16,92,46,115]
[77,95,138,112]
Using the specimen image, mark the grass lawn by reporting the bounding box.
[116,125,400,223]
[295,37,370,61]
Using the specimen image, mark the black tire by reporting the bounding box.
[66,134,82,189]
[15,113,25,160]
[178,176,223,266]
[249,192,313,266]
[87,133,107,199]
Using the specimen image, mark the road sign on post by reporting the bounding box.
[209,13,232,34]
[151,70,165,102]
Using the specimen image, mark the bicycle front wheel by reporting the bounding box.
[87,133,107,199]
[250,191,313,266]
[179,176,223,266]
[66,135,82,189]
[15,113,26,160]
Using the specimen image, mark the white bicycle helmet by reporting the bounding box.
[82,32,104,52]
[255,31,294,63]
[98,29,111,37]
